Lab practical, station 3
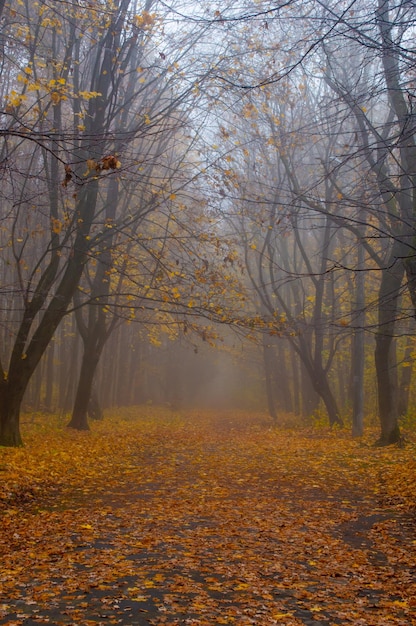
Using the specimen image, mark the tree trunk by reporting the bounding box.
[351,333,365,437]
[398,337,413,416]
[404,259,416,319]
[294,336,342,426]
[374,253,403,445]
[352,234,365,437]
[67,347,101,430]
[88,388,103,421]
[165,342,183,410]
[288,327,341,426]
[0,385,24,446]
[26,361,42,413]
[100,335,115,409]
[59,316,78,413]
[43,340,55,412]
[62,327,80,415]
[375,332,400,444]
[301,361,319,417]
[291,350,301,415]
[276,341,293,412]
[313,368,343,427]
[262,334,277,423]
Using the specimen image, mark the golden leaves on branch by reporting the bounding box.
[97,155,122,171]
[62,156,121,186]
[85,155,121,173]
[134,11,157,30]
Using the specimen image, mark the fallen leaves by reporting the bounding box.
[0,409,415,624]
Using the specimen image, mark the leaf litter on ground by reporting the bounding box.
[0,408,415,625]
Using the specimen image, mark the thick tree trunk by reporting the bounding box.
[375,0,414,443]
[27,362,42,413]
[88,389,103,421]
[375,332,400,445]
[0,385,24,446]
[374,254,403,445]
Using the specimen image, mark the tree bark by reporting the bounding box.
[351,340,364,437]
[375,332,400,445]
[312,366,343,427]
[300,361,319,418]
[398,336,413,416]
[88,389,103,421]
[374,249,404,445]
[43,340,55,412]
[0,383,24,446]
[67,345,101,430]
[262,334,277,423]
[352,234,365,437]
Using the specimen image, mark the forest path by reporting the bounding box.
[0,410,415,625]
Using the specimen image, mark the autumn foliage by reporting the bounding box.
[1,409,415,625]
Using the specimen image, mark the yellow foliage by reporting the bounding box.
[51,218,62,234]
[6,90,26,107]
[78,91,102,100]
[134,11,157,29]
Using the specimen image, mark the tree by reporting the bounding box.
[0,0,222,445]
[209,64,358,426]
[219,0,416,441]
[316,0,416,443]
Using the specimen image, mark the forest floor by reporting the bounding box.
[0,408,415,626]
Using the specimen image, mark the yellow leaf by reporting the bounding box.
[7,90,26,107]
[78,90,102,100]
[86,159,97,171]
[51,218,62,234]
[234,582,249,590]
[391,600,408,608]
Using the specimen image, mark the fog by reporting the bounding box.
[1,0,415,448]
